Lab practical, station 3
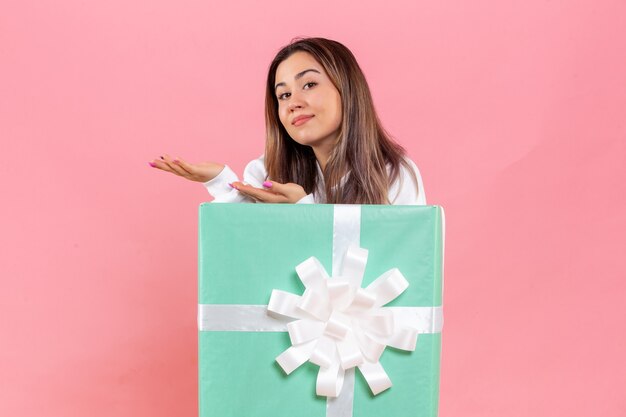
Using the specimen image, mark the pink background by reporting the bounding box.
[1,0,625,415]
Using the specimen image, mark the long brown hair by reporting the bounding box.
[264,37,418,204]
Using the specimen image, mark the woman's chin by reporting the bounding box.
[290,135,317,147]
[293,133,333,146]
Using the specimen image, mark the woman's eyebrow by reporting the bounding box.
[275,69,321,91]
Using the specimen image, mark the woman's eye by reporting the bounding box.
[277,82,317,100]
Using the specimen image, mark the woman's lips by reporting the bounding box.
[293,116,314,126]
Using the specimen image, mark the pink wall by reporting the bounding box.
[1,0,625,416]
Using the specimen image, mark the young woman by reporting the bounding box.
[150,37,426,205]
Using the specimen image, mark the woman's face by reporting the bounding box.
[274,51,343,150]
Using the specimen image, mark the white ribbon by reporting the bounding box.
[268,245,430,397]
[198,205,444,417]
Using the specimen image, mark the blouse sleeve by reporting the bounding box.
[202,155,267,203]
[388,158,427,205]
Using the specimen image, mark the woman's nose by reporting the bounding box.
[288,92,305,111]
[289,102,303,111]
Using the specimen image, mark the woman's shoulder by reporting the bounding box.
[388,156,427,205]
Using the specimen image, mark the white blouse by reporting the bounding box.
[203,155,427,205]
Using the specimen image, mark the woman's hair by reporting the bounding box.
[264,37,419,204]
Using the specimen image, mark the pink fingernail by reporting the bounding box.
[263,181,272,188]
[228,183,235,189]
[149,162,156,167]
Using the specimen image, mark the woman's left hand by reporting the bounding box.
[231,180,307,203]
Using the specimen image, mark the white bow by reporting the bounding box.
[267,245,420,398]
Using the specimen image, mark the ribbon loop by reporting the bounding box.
[327,279,352,310]
[358,361,392,395]
[324,311,351,340]
[366,268,409,307]
[276,340,317,374]
[317,359,345,398]
[310,336,337,368]
[347,288,376,311]
[336,332,364,369]
[298,288,331,321]
[267,290,303,319]
[340,245,368,289]
[288,319,326,345]
[296,257,329,290]
[385,326,419,351]
[360,309,394,336]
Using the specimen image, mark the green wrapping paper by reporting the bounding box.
[198,204,444,417]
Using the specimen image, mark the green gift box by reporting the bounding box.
[198,204,444,417]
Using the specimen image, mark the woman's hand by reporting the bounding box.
[149,155,224,183]
[231,180,307,204]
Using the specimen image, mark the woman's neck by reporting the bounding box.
[312,142,333,172]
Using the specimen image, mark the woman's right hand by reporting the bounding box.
[149,154,224,183]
